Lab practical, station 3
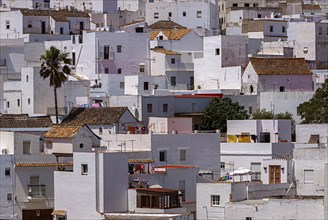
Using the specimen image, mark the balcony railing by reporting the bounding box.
[28,185,46,198]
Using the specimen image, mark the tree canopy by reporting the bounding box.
[298,79,328,123]
[201,97,249,132]
[252,109,294,121]
[40,46,71,123]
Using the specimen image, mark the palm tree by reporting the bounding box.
[40,46,71,123]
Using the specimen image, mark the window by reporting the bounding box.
[251,162,261,181]
[99,127,103,135]
[144,82,149,90]
[17,99,20,107]
[120,82,125,89]
[319,27,322,35]
[104,67,109,74]
[215,48,220,55]
[304,169,314,183]
[171,76,176,86]
[183,11,186,17]
[7,101,9,108]
[60,27,64,34]
[7,193,12,201]
[79,143,84,148]
[249,106,253,114]
[104,45,109,59]
[254,3,258,7]
[246,218,252,220]
[179,180,186,201]
[81,164,88,175]
[168,12,172,17]
[139,64,145,73]
[163,103,168,112]
[159,150,166,161]
[211,195,220,206]
[5,167,10,176]
[72,52,76,65]
[28,20,32,28]
[250,85,254,93]
[147,104,152,113]
[303,47,308,54]
[279,86,285,92]
[117,68,122,74]
[135,27,144,33]
[154,12,159,19]
[282,26,286,33]
[23,141,31,154]
[117,45,122,53]
[179,149,186,161]
[232,3,238,7]
[270,25,274,32]
[5,20,10,29]
[171,58,175,64]
[220,162,225,169]
[244,3,250,7]
[197,11,202,18]
[158,35,163,40]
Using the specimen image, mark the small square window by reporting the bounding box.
[171,58,175,64]
[249,106,253,114]
[179,149,186,161]
[120,82,125,89]
[244,3,250,7]
[5,20,10,29]
[171,76,176,86]
[104,67,109,74]
[211,195,220,206]
[154,12,159,19]
[147,104,152,113]
[183,11,186,17]
[232,3,238,7]
[28,21,32,28]
[23,141,31,155]
[139,65,145,73]
[215,48,220,55]
[168,12,172,17]
[117,45,122,53]
[246,218,252,220]
[197,11,202,18]
[270,26,274,32]
[159,150,166,161]
[319,27,323,35]
[254,3,258,7]
[220,162,225,169]
[280,86,285,92]
[7,193,12,201]
[117,68,122,74]
[81,164,88,175]
[282,26,286,33]
[5,167,11,176]
[163,103,168,112]
[144,82,149,90]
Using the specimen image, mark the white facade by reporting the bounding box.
[145,1,219,32]
[0,154,15,220]
[194,35,248,92]
[148,117,192,134]
[295,124,328,146]
[54,152,128,219]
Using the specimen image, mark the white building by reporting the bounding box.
[145,0,219,32]
[53,152,128,220]
[194,35,248,93]
[221,120,294,182]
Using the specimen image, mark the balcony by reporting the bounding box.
[28,185,46,199]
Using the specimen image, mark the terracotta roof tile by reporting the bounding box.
[249,58,312,75]
[151,48,180,55]
[149,29,192,40]
[148,20,186,30]
[51,210,67,216]
[44,126,81,139]
[15,162,73,167]
[20,9,89,22]
[128,159,155,164]
[61,107,132,126]
[302,4,321,10]
[0,114,53,128]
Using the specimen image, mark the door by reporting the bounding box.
[41,21,46,34]
[22,209,53,220]
[269,165,281,184]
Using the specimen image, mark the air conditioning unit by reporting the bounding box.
[2,149,8,154]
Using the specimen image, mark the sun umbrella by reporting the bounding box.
[229,167,254,176]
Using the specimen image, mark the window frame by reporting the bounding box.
[179,149,186,161]
[81,164,88,175]
[211,195,220,206]
[163,103,168,113]
[117,45,122,53]
[5,167,11,176]
[147,103,152,113]
[197,11,202,18]
[159,150,167,162]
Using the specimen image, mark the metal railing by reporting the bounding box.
[28,185,46,197]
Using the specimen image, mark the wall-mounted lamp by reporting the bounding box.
[281,167,285,174]
[263,167,267,173]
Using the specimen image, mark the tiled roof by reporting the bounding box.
[44,126,81,139]
[128,159,155,164]
[0,114,53,128]
[302,4,321,10]
[15,162,73,167]
[148,20,186,30]
[249,58,312,75]
[51,210,67,216]
[149,29,192,40]
[20,9,89,22]
[119,20,145,27]
[61,107,131,125]
[151,48,180,55]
